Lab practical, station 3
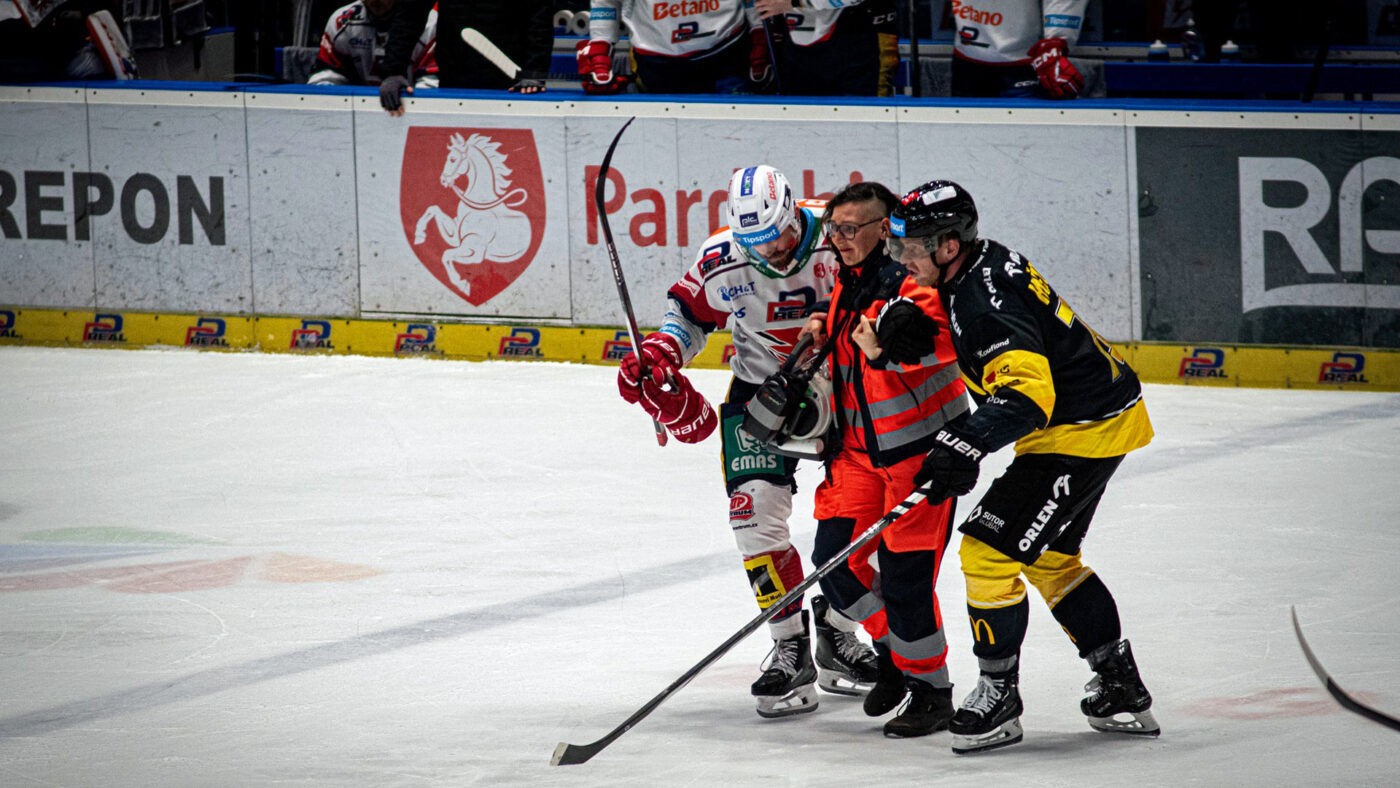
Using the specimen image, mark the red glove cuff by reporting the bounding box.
[640,373,717,444]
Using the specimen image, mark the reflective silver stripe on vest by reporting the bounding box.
[864,364,963,421]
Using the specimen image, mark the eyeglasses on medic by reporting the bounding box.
[821,217,882,240]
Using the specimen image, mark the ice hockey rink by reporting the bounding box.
[1,345,1396,787]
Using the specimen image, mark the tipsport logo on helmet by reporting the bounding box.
[399,128,545,306]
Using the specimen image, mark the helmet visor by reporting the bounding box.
[886,235,934,265]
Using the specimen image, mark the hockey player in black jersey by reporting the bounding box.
[874,179,1159,753]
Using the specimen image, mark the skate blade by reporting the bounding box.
[817,667,874,697]
[755,683,819,719]
[1087,708,1160,736]
[951,718,1024,754]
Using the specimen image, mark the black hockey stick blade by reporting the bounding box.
[550,488,930,765]
[1291,605,1400,732]
[595,117,667,446]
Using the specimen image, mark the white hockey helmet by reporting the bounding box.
[726,165,798,267]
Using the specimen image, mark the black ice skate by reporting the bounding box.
[1081,639,1160,736]
[883,679,955,738]
[751,610,818,718]
[812,595,878,696]
[949,671,1024,754]
[862,642,908,716]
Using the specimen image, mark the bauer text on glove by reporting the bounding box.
[914,424,985,502]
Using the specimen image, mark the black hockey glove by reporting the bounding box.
[509,73,547,94]
[915,424,986,503]
[379,75,411,113]
[875,297,939,365]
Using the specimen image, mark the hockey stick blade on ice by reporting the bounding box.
[551,488,930,765]
[1291,606,1400,732]
[461,27,520,79]
[596,117,667,446]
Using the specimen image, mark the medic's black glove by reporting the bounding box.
[379,75,411,113]
[915,424,986,503]
[875,297,940,365]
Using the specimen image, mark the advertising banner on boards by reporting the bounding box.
[1136,126,1400,348]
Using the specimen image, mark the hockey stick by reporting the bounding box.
[461,27,521,79]
[1291,606,1400,732]
[596,117,667,446]
[551,487,930,765]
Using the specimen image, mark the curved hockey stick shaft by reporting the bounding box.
[1291,606,1400,732]
[596,117,668,446]
[551,488,931,765]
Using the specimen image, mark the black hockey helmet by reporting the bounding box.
[887,180,978,259]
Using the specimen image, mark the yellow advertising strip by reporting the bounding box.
[3,308,1396,391]
[1126,342,1400,392]
[0,306,740,369]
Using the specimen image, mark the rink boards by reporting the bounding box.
[2,305,1397,391]
[2,83,1399,388]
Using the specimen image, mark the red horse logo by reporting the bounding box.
[400,128,545,305]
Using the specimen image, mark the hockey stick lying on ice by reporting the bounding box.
[1291,605,1400,732]
[596,117,667,446]
[551,487,930,765]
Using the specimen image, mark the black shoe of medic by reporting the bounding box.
[863,643,908,717]
[884,679,955,738]
[1082,639,1160,736]
[950,671,1024,754]
[812,595,878,696]
[751,610,819,718]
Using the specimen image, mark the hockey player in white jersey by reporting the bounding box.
[617,165,879,717]
[750,0,898,96]
[949,0,1087,98]
[576,0,769,94]
[307,0,438,88]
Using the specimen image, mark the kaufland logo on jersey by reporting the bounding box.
[395,323,440,355]
[399,128,545,307]
[602,330,634,361]
[498,327,542,357]
[83,313,125,342]
[1319,352,1369,384]
[1179,348,1226,378]
[185,317,228,347]
[0,309,20,339]
[290,319,334,350]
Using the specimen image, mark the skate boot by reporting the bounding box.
[949,671,1024,754]
[883,679,955,738]
[812,595,878,696]
[862,642,908,717]
[751,610,819,719]
[1081,639,1160,736]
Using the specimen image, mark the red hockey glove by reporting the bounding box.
[640,372,718,444]
[1028,37,1084,99]
[914,424,985,503]
[749,27,774,85]
[617,332,685,405]
[576,39,627,95]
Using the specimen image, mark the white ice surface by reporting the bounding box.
[0,346,1397,787]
